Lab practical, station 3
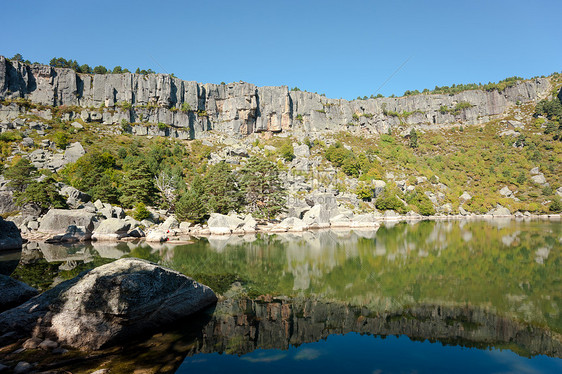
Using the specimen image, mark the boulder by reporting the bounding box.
[0,217,22,250]
[127,227,145,238]
[241,215,258,233]
[459,192,472,202]
[179,222,192,233]
[499,186,512,197]
[0,275,38,312]
[60,185,91,206]
[350,213,380,228]
[278,217,307,232]
[489,205,511,216]
[556,187,562,198]
[0,191,16,215]
[207,213,243,235]
[293,143,310,158]
[330,211,354,227]
[92,218,131,240]
[0,258,217,350]
[531,173,547,185]
[302,205,330,227]
[39,209,96,234]
[372,180,386,197]
[161,216,179,231]
[45,225,92,243]
[146,230,168,242]
[63,142,85,164]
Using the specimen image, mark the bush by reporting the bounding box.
[375,186,406,213]
[355,183,373,201]
[277,141,295,162]
[53,131,69,149]
[133,202,151,221]
[405,190,435,216]
[549,197,562,213]
[0,131,22,143]
[180,102,191,112]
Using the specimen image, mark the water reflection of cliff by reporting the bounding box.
[188,297,562,359]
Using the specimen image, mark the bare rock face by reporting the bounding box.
[0,216,22,250]
[0,56,552,139]
[0,258,217,350]
[0,275,38,312]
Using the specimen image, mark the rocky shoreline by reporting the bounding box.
[12,211,562,246]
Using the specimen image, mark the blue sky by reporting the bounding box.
[2,0,561,100]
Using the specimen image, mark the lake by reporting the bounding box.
[2,218,561,373]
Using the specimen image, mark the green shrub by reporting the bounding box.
[181,102,191,112]
[277,141,295,162]
[133,202,151,221]
[157,122,168,131]
[406,190,435,216]
[549,197,562,213]
[375,186,406,213]
[355,183,373,201]
[53,131,69,149]
[0,131,22,142]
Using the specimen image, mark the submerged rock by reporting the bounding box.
[0,258,217,350]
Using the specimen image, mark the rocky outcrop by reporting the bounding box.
[0,275,38,312]
[0,216,22,250]
[0,56,552,139]
[0,258,217,350]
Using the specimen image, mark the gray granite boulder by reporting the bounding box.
[0,275,38,312]
[92,218,131,240]
[0,216,22,250]
[0,258,217,350]
[39,209,96,234]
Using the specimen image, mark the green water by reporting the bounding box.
[6,219,562,372]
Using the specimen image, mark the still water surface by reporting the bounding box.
[3,219,561,373]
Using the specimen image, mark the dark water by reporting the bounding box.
[6,219,562,373]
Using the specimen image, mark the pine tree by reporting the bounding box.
[15,176,66,213]
[175,189,207,223]
[119,160,156,208]
[239,157,286,220]
[4,158,36,195]
[204,161,242,214]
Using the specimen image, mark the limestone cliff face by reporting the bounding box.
[0,56,552,139]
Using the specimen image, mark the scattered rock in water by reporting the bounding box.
[0,275,38,312]
[0,258,217,350]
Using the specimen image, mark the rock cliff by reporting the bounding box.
[0,56,552,139]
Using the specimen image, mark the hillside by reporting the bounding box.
[0,55,561,238]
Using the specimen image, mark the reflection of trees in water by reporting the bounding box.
[187,297,562,359]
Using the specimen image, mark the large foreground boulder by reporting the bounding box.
[39,209,96,234]
[0,275,38,312]
[0,216,22,250]
[0,258,217,350]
